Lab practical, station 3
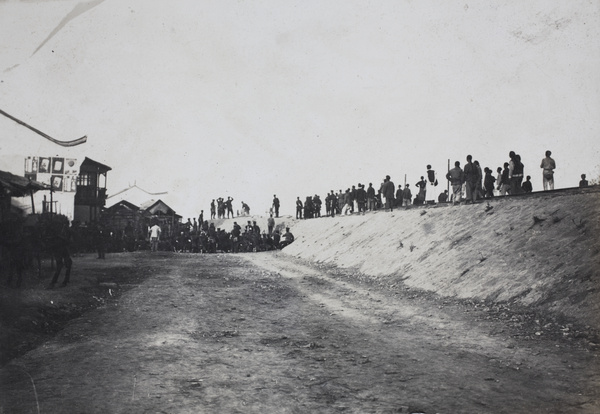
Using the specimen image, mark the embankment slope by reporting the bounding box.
[282,189,600,330]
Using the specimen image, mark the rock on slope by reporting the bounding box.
[282,189,600,330]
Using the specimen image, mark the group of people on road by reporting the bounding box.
[151,216,295,254]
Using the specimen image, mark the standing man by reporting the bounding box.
[426,165,437,202]
[304,196,314,219]
[402,183,412,206]
[463,155,479,204]
[509,151,524,195]
[446,161,464,204]
[356,184,367,214]
[342,189,353,215]
[415,176,427,204]
[210,200,216,220]
[522,175,533,193]
[337,190,344,214]
[149,221,161,252]
[313,195,322,218]
[349,186,357,213]
[474,161,484,199]
[217,197,225,219]
[296,197,303,219]
[384,175,395,211]
[267,214,275,235]
[94,222,107,259]
[366,183,376,211]
[379,178,387,209]
[498,163,511,195]
[395,184,403,208]
[540,150,556,191]
[231,222,241,253]
[483,167,496,198]
[226,197,234,218]
[272,195,280,218]
[329,190,338,217]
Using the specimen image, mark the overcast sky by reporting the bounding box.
[1,0,599,219]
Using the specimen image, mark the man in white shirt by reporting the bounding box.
[149,223,161,252]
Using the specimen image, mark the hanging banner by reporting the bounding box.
[25,156,78,192]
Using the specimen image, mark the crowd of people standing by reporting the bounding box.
[152,216,294,254]
[446,150,557,204]
[292,149,588,218]
[123,149,593,253]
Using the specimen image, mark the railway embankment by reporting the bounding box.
[282,188,600,331]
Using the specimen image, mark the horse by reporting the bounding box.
[0,215,42,287]
[40,216,73,288]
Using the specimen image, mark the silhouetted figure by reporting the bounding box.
[509,151,524,195]
[540,150,556,191]
[366,183,376,211]
[446,161,464,204]
[415,176,427,205]
[522,175,533,193]
[296,197,303,219]
[402,184,412,206]
[484,167,496,198]
[438,190,448,203]
[279,227,295,249]
[272,195,280,218]
[464,155,479,203]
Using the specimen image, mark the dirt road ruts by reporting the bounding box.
[1,252,597,413]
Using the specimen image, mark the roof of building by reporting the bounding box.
[139,199,181,219]
[104,199,140,212]
[107,184,167,200]
[0,169,49,197]
[80,157,112,173]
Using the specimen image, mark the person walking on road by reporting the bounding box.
[149,222,161,252]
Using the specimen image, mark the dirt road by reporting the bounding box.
[1,252,598,413]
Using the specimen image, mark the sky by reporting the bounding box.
[1,0,599,219]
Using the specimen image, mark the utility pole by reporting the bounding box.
[447,159,450,197]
